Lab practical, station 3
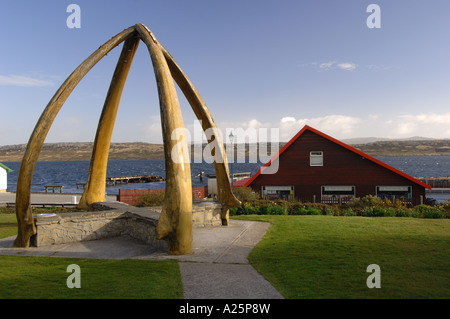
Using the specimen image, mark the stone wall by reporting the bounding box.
[33,200,223,248]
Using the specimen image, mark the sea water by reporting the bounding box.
[4,156,450,200]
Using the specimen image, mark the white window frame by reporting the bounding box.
[376,186,412,199]
[310,151,323,166]
[321,185,356,197]
[262,186,294,199]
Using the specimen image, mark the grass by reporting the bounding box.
[0,256,183,299]
[2,210,449,299]
[234,215,450,299]
[0,213,183,299]
[0,212,18,238]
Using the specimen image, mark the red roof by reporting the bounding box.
[232,177,250,188]
[244,125,432,189]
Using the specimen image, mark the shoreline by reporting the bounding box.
[1,153,450,163]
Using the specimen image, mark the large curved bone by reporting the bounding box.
[78,36,140,209]
[15,24,238,253]
[14,27,136,247]
[135,24,193,254]
[158,44,241,224]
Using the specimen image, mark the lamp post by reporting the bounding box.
[228,131,234,188]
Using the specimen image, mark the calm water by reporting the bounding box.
[4,156,450,200]
[4,160,262,195]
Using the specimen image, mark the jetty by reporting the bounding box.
[419,177,450,194]
[106,175,165,186]
[419,177,450,189]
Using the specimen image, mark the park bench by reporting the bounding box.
[44,185,64,193]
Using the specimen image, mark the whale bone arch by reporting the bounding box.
[14,24,240,254]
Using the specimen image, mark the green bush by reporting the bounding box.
[291,207,308,215]
[291,206,322,215]
[229,195,448,219]
[229,207,239,216]
[361,207,388,217]
[413,205,444,219]
[266,203,287,215]
[346,195,384,213]
[385,207,396,217]
[242,202,261,215]
[395,208,411,217]
[341,208,356,216]
[136,190,165,207]
[324,207,336,216]
[233,187,260,202]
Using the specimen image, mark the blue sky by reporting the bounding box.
[1,0,450,145]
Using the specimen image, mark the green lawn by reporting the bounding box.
[234,215,450,299]
[0,213,183,299]
[0,256,183,299]
[2,212,449,299]
[0,213,18,238]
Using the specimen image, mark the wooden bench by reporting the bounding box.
[44,185,64,193]
[76,182,86,189]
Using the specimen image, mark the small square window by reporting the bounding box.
[310,151,323,166]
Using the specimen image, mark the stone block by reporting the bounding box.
[34,201,223,250]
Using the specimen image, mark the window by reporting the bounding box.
[376,186,411,200]
[321,186,355,204]
[262,186,294,200]
[310,151,323,166]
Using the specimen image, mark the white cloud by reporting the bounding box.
[112,112,450,147]
[337,63,357,71]
[313,61,358,72]
[279,115,361,141]
[387,113,450,137]
[319,61,336,71]
[0,75,54,87]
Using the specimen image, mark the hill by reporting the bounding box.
[0,142,165,162]
[350,139,450,156]
[1,139,450,162]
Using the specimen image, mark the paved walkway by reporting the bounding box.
[0,191,118,206]
[0,192,283,299]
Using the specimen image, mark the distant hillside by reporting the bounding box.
[350,139,450,156]
[341,136,433,145]
[0,142,165,162]
[1,138,450,162]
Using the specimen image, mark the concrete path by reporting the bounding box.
[0,191,118,205]
[0,192,283,299]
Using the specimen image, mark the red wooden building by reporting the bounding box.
[240,125,431,205]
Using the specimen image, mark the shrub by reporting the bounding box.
[229,207,239,216]
[290,205,322,215]
[136,190,165,207]
[395,208,411,217]
[381,197,407,209]
[384,207,396,217]
[324,207,337,216]
[412,205,444,219]
[361,207,390,217]
[346,195,384,214]
[291,207,308,215]
[341,208,356,216]
[266,203,287,215]
[242,202,261,215]
[233,187,260,202]
[229,195,447,219]
[308,207,322,215]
